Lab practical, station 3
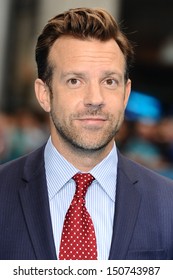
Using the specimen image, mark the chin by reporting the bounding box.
[70,139,112,153]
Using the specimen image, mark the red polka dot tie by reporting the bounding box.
[59,173,98,260]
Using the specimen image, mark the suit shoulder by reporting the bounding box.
[118,152,173,188]
[0,145,45,181]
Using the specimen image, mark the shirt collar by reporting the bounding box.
[44,138,78,199]
[90,145,118,202]
[44,137,118,202]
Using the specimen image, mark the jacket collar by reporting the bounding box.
[109,152,141,259]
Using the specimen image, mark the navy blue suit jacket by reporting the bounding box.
[1,145,173,260]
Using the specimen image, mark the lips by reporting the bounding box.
[76,115,107,121]
[79,117,106,121]
[75,117,107,128]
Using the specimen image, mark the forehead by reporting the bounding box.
[49,36,125,71]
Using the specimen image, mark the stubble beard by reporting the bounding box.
[50,106,124,155]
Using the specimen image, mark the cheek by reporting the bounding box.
[108,96,126,113]
[51,95,75,121]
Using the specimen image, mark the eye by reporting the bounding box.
[106,79,115,85]
[67,78,81,88]
[69,78,78,85]
[103,78,118,89]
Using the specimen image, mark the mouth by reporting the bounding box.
[75,117,107,127]
[76,115,107,120]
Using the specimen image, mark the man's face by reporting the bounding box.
[37,36,131,153]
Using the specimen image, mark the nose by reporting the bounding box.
[83,82,105,108]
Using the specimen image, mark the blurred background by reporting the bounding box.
[0,0,173,179]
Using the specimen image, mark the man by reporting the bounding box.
[1,7,173,260]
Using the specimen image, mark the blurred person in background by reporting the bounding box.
[0,112,18,163]
[156,117,173,178]
[0,110,49,163]
[1,7,173,260]
[119,118,173,179]
[118,91,173,179]
[0,113,9,163]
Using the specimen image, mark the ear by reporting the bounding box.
[124,79,131,108]
[34,79,51,112]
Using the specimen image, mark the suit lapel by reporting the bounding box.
[109,153,141,260]
[19,146,57,260]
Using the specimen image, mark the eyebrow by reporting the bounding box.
[60,71,87,80]
[102,71,122,77]
[62,70,121,75]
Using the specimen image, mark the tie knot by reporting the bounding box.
[72,173,95,198]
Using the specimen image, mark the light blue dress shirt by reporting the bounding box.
[44,137,118,260]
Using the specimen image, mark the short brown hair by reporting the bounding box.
[35,7,134,87]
